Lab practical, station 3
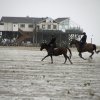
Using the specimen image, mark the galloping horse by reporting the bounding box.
[40,43,73,64]
[70,39,100,60]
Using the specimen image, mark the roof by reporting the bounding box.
[1,17,33,23]
[1,16,70,24]
[1,16,46,24]
[32,17,46,24]
[55,17,70,23]
[37,17,58,24]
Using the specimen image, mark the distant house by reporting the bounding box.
[0,16,83,46]
[0,16,59,32]
[0,16,60,44]
[0,16,82,32]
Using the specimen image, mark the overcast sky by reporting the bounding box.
[0,0,100,45]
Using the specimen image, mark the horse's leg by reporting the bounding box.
[66,55,73,64]
[63,54,67,64]
[41,55,49,61]
[89,52,94,59]
[79,52,86,60]
[50,55,53,64]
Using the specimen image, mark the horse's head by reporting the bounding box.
[70,39,76,47]
[40,42,48,51]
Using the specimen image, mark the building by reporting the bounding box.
[55,17,82,32]
[0,16,83,46]
[0,16,59,32]
[0,17,34,32]
[55,17,70,32]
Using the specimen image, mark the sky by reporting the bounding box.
[0,0,100,45]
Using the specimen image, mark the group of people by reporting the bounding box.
[48,32,87,54]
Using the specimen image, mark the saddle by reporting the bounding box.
[79,42,87,52]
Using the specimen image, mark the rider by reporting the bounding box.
[48,34,56,54]
[80,32,87,51]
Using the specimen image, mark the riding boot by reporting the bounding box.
[80,47,82,52]
[49,47,54,55]
[79,42,83,52]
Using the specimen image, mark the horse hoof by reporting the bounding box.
[84,59,87,60]
[89,57,93,59]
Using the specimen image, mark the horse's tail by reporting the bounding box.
[93,44,100,54]
[66,47,72,59]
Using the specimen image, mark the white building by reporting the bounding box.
[0,17,59,32]
[0,16,83,45]
[0,16,82,32]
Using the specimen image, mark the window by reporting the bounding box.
[43,20,46,22]
[28,24,33,28]
[53,25,57,29]
[48,25,51,29]
[42,25,45,29]
[20,24,25,28]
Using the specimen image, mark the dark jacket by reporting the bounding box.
[80,34,87,43]
[48,36,56,54]
[48,36,56,48]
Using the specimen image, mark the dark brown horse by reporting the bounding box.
[40,43,73,64]
[70,39,100,60]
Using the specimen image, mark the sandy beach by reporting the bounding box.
[0,46,100,100]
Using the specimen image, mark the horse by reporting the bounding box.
[40,42,73,64]
[70,39,100,60]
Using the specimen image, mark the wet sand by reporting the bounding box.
[0,46,100,100]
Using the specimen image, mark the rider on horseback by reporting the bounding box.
[48,34,56,54]
[80,32,87,52]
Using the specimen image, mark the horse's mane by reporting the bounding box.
[41,42,49,47]
[72,39,80,44]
